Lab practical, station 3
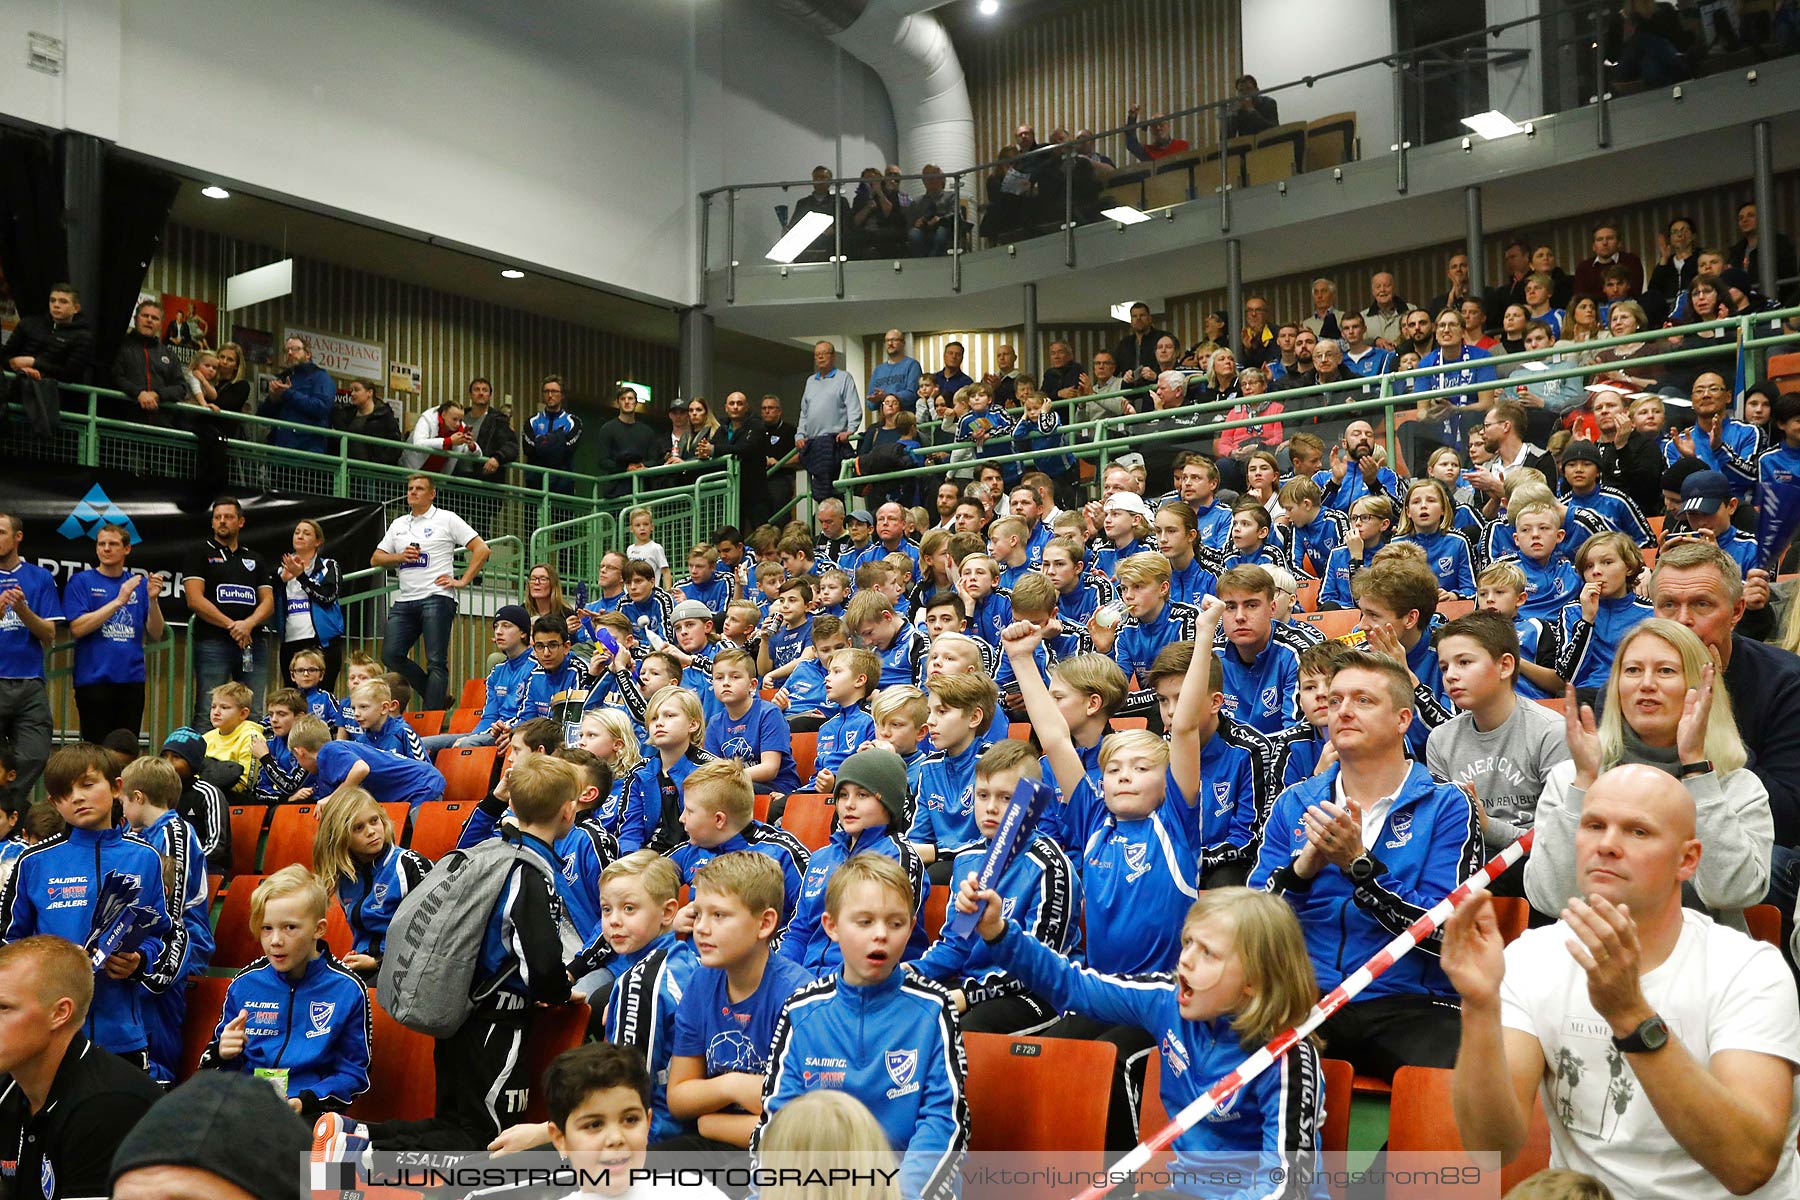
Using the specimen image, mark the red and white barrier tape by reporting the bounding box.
[1072,831,1534,1200]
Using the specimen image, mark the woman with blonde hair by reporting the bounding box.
[678,395,720,462]
[756,1091,899,1200]
[1524,618,1772,928]
[523,561,581,639]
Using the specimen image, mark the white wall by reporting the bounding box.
[0,0,897,310]
[1242,0,1395,158]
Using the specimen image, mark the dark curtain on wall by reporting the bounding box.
[0,131,69,333]
[94,154,180,368]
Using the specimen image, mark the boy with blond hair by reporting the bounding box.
[203,680,263,792]
[121,756,214,1082]
[1277,474,1342,579]
[1501,496,1583,621]
[597,851,699,1141]
[666,852,816,1150]
[200,865,369,1114]
[755,852,968,1200]
[872,684,931,779]
[1475,560,1562,698]
[986,517,1032,590]
[347,677,427,761]
[912,672,1000,875]
[1098,550,1200,687]
[846,588,927,688]
[810,647,879,793]
[1351,557,1457,755]
[906,739,1081,1034]
[667,760,810,936]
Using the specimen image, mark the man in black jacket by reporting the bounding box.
[592,384,663,496]
[5,284,94,436]
[1112,302,1169,386]
[3,284,92,383]
[457,376,520,480]
[1591,387,1664,514]
[110,300,187,424]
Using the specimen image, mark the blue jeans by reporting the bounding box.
[192,636,270,729]
[384,595,457,711]
[420,728,495,759]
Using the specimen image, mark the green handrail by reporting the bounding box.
[833,307,1800,493]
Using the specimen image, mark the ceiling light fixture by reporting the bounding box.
[200,185,231,200]
[1460,110,1525,140]
[765,212,834,264]
[500,268,525,279]
[1101,205,1152,225]
[978,0,1000,14]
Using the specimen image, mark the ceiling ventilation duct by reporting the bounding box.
[770,0,978,173]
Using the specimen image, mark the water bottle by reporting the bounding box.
[241,641,254,674]
[576,581,590,610]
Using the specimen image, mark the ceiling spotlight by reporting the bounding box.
[1101,205,1152,225]
[500,268,525,279]
[200,185,231,200]
[765,212,834,264]
[1460,110,1525,140]
[978,0,1000,14]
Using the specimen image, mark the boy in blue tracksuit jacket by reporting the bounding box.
[199,867,371,1114]
[351,711,427,762]
[906,741,1082,1035]
[910,672,999,874]
[121,759,215,1082]
[253,692,315,805]
[1251,756,1482,1076]
[294,730,445,812]
[666,777,811,946]
[604,925,701,1142]
[809,649,879,791]
[779,749,931,976]
[754,852,969,1200]
[1,746,179,1063]
[420,606,538,761]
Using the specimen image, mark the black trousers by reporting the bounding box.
[74,682,145,746]
[960,992,1059,1035]
[1316,992,1461,1081]
[368,1000,531,1152]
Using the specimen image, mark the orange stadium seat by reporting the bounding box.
[1298,609,1360,640]
[523,1002,596,1122]
[447,707,483,735]
[211,875,265,969]
[1386,1065,1550,1197]
[227,804,268,876]
[457,678,487,710]
[403,709,445,737]
[779,792,836,851]
[1745,903,1783,947]
[408,801,472,860]
[260,804,317,872]
[789,733,818,783]
[923,886,950,943]
[437,745,500,803]
[965,1032,1114,1157]
[179,976,231,1081]
[352,995,437,1123]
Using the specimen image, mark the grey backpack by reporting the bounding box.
[377,837,581,1037]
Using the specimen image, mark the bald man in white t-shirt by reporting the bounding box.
[1444,763,1800,1200]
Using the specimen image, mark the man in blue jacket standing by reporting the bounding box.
[262,334,337,454]
[1250,653,1482,1080]
[526,374,583,494]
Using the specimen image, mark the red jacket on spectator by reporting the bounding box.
[1573,251,1644,297]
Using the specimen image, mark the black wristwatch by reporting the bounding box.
[1348,854,1378,884]
[1611,1015,1670,1054]
[1678,760,1713,780]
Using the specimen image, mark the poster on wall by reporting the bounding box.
[0,265,18,334]
[9,459,385,624]
[390,362,421,395]
[284,325,384,383]
[232,325,275,365]
[160,293,218,357]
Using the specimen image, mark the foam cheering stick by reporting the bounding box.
[595,628,621,657]
[1755,454,1800,572]
[85,870,163,973]
[1069,831,1535,1200]
[943,778,1055,940]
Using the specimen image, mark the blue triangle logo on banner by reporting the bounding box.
[57,485,142,544]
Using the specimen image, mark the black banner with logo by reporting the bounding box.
[4,461,386,622]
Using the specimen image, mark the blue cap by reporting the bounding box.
[160,729,207,771]
[1679,469,1734,514]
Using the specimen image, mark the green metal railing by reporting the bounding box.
[2,377,740,554]
[835,309,1800,496]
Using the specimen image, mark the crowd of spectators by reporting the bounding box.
[9,184,1800,1200]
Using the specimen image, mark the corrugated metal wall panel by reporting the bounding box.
[142,224,680,427]
[960,0,1241,169]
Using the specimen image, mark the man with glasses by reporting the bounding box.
[372,474,490,711]
[525,374,583,495]
[261,334,337,454]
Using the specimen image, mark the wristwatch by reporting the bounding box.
[1678,760,1713,780]
[1611,1015,1670,1054]
[1348,854,1378,884]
